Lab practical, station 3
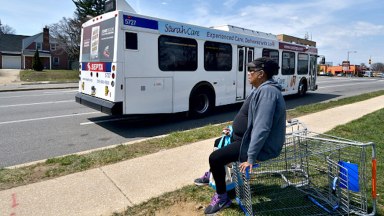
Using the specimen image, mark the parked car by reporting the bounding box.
[363,71,374,77]
[318,71,327,76]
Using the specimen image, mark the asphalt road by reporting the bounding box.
[0,76,383,167]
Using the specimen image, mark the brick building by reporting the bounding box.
[0,27,69,69]
[320,64,363,76]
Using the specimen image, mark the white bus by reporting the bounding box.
[75,0,318,117]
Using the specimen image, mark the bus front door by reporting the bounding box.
[237,47,254,100]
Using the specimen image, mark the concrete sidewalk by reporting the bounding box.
[1,95,383,216]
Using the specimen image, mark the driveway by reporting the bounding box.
[0,69,21,84]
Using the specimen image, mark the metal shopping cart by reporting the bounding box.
[233,119,377,216]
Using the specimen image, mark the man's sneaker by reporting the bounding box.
[204,193,232,215]
[194,171,210,186]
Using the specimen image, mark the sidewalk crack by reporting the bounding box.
[99,167,134,205]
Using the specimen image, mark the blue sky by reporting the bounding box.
[1,0,383,66]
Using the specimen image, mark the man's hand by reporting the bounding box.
[239,161,253,173]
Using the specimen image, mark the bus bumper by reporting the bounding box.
[75,92,122,115]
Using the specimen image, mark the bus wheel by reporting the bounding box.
[298,80,307,96]
[189,88,215,118]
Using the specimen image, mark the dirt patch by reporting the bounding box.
[154,201,205,216]
[0,69,21,84]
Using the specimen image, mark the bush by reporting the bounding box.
[32,49,44,71]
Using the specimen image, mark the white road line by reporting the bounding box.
[43,90,78,94]
[0,90,76,99]
[318,81,381,89]
[0,100,73,108]
[0,112,100,125]
[317,78,379,85]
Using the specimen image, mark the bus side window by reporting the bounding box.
[298,53,309,75]
[282,51,295,75]
[204,41,232,71]
[158,35,197,71]
[262,48,279,75]
[125,32,138,50]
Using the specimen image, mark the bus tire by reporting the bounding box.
[189,87,215,118]
[298,79,307,96]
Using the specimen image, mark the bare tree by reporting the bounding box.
[49,0,106,62]
[49,17,82,61]
[0,19,16,34]
[370,62,384,72]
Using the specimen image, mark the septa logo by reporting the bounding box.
[87,62,105,72]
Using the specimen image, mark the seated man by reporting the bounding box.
[203,57,286,215]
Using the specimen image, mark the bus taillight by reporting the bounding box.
[105,86,109,96]
[112,65,116,79]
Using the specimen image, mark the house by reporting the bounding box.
[0,33,28,69]
[0,27,70,70]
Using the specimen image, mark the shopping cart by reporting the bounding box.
[233,119,377,216]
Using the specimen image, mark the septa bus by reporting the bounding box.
[75,0,318,117]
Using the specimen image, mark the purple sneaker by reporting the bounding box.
[204,193,232,215]
[194,171,210,186]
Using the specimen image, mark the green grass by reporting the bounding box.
[115,108,384,216]
[287,89,384,119]
[0,124,225,190]
[20,70,79,82]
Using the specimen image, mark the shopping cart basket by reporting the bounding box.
[233,120,377,216]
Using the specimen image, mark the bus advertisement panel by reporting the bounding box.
[81,17,116,63]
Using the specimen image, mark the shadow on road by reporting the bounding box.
[85,92,341,139]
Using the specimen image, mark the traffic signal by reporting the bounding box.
[369,58,371,64]
[321,57,325,64]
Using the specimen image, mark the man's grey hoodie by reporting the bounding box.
[239,79,286,164]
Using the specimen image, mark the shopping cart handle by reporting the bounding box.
[245,164,259,179]
[287,119,298,124]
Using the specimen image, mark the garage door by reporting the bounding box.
[2,56,21,69]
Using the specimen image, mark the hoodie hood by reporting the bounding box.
[260,79,283,91]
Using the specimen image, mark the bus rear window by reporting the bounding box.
[158,35,197,71]
[125,32,138,50]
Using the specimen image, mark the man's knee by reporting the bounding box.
[209,150,222,165]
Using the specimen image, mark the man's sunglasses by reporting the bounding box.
[247,67,263,73]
